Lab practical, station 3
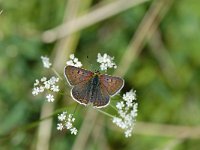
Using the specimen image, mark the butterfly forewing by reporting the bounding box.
[99,74,124,96]
[64,65,94,86]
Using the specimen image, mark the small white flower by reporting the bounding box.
[57,123,64,131]
[44,81,51,89]
[32,76,60,103]
[100,64,107,71]
[70,127,78,135]
[57,111,78,135]
[126,100,133,108]
[123,90,136,102]
[125,128,132,138]
[118,110,126,118]
[51,85,59,92]
[74,58,78,63]
[68,114,73,119]
[66,54,82,68]
[71,117,75,122]
[66,60,74,66]
[116,101,125,110]
[58,112,67,121]
[39,86,45,92]
[34,79,39,86]
[41,77,47,82]
[32,87,40,96]
[97,53,117,71]
[69,54,75,59]
[46,94,54,102]
[112,117,122,125]
[131,103,138,117]
[65,121,72,129]
[76,61,82,67]
[112,89,138,138]
[49,76,59,84]
[41,56,52,68]
[49,78,55,85]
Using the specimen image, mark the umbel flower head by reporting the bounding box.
[57,111,78,135]
[97,53,117,71]
[32,57,60,102]
[113,90,138,138]
[32,76,59,102]
[66,54,82,67]
[41,56,52,68]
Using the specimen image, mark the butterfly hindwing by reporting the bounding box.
[64,65,94,86]
[92,83,110,108]
[99,74,124,96]
[71,81,91,105]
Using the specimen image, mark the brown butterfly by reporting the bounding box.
[64,65,124,108]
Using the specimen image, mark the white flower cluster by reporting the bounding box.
[112,90,138,138]
[41,56,52,68]
[97,53,117,71]
[57,111,78,135]
[32,76,59,102]
[66,54,82,68]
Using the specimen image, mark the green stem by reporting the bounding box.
[95,108,115,118]
[110,103,118,112]
[0,107,69,139]
[51,67,63,80]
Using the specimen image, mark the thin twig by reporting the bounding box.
[156,139,184,150]
[51,67,63,80]
[105,121,200,140]
[92,116,110,150]
[148,29,180,87]
[42,0,149,43]
[134,122,200,139]
[72,107,98,150]
[35,103,54,150]
[114,0,174,76]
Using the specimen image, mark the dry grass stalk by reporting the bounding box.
[42,0,149,43]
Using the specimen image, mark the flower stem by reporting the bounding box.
[110,103,118,112]
[95,108,115,118]
[51,67,63,80]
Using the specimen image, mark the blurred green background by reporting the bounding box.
[0,0,200,149]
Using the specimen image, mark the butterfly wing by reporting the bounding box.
[71,81,92,105]
[64,65,94,86]
[92,83,110,108]
[64,65,94,105]
[99,74,124,96]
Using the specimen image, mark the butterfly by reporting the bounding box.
[64,65,124,108]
